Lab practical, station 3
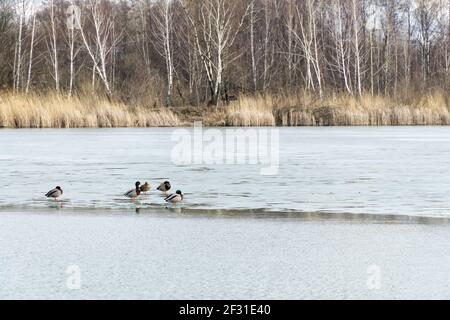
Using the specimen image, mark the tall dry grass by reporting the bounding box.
[0,92,180,128]
[225,95,276,126]
[3,90,450,128]
[219,90,450,126]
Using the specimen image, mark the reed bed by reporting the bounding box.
[0,92,180,128]
[221,91,450,126]
[225,95,276,126]
[2,91,450,127]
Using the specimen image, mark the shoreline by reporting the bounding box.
[2,124,450,129]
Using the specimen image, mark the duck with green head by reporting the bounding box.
[165,190,183,205]
[124,182,141,200]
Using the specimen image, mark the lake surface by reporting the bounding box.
[2,210,450,300]
[1,127,450,217]
[2,127,450,299]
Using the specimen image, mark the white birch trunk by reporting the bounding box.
[352,0,362,97]
[250,0,257,92]
[25,10,36,94]
[50,0,59,92]
[15,6,24,92]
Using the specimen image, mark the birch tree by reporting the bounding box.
[285,0,295,88]
[249,0,257,92]
[25,7,36,94]
[13,0,25,92]
[65,1,82,97]
[352,0,362,96]
[329,0,353,95]
[262,0,272,91]
[291,0,323,97]
[45,0,60,92]
[184,0,250,106]
[152,0,174,107]
[79,0,122,97]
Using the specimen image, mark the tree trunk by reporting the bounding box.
[26,11,36,94]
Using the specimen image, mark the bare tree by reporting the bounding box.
[132,0,152,78]
[329,0,353,95]
[184,0,250,106]
[291,0,323,97]
[249,0,257,92]
[4,0,450,106]
[285,0,295,88]
[66,1,82,97]
[45,0,60,92]
[79,0,122,97]
[178,5,203,106]
[152,0,174,106]
[414,0,439,83]
[25,5,36,94]
[352,0,362,96]
[262,0,272,91]
[0,0,15,86]
[13,0,25,92]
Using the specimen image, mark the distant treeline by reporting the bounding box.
[0,0,450,107]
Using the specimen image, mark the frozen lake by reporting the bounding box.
[2,127,450,299]
[1,127,450,217]
[1,211,450,300]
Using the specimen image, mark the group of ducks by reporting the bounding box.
[45,180,184,205]
[123,181,184,204]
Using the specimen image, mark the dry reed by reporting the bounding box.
[220,90,450,126]
[3,90,450,128]
[225,95,276,126]
[0,92,180,128]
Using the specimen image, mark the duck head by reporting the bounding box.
[135,182,141,195]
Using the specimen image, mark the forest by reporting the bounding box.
[1,0,450,127]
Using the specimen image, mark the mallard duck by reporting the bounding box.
[157,181,171,195]
[140,182,151,193]
[124,181,141,200]
[45,186,63,200]
[165,190,183,204]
